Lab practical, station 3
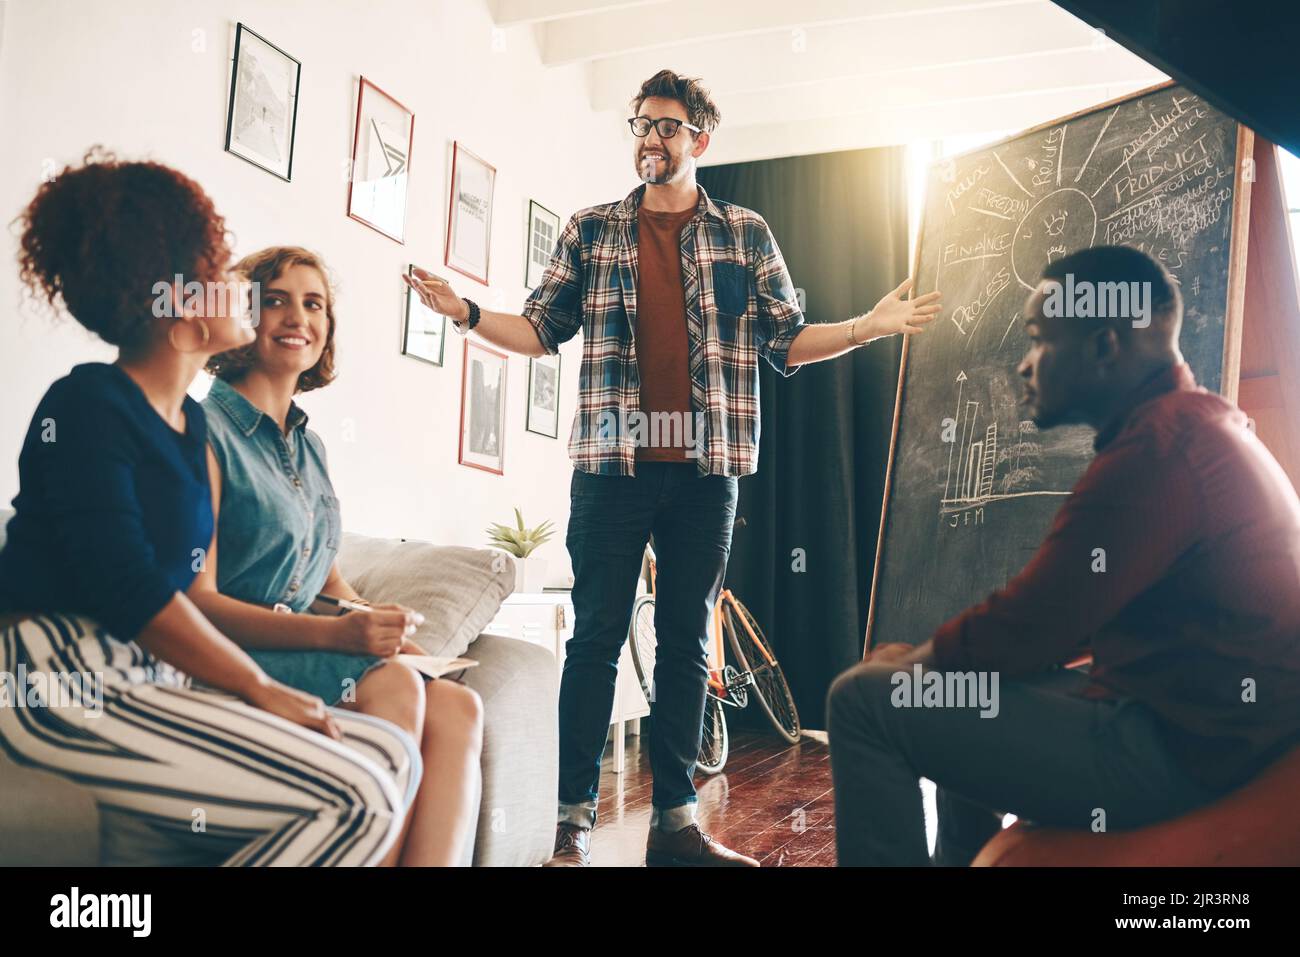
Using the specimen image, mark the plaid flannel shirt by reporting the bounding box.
[522,183,806,477]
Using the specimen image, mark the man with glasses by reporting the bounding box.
[407,69,940,867]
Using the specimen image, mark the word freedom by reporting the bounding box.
[1041,273,1153,328]
[890,663,1000,718]
[50,887,151,937]
[0,665,103,715]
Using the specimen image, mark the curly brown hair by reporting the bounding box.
[17,146,233,351]
[631,70,721,133]
[206,246,338,394]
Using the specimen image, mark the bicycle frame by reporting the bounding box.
[641,541,801,753]
[717,590,779,668]
[707,594,729,701]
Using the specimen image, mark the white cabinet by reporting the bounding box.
[487,592,650,773]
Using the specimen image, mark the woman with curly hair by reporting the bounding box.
[191,246,483,867]
[0,151,416,866]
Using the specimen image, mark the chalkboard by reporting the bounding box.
[866,82,1252,648]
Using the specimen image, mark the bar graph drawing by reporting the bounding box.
[940,370,1070,517]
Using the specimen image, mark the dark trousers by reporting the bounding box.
[826,663,1222,865]
[557,462,737,829]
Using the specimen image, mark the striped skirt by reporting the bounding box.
[0,613,421,866]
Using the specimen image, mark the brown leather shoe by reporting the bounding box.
[645,823,760,867]
[542,823,591,867]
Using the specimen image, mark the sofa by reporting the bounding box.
[0,513,559,867]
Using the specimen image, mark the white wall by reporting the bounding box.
[0,0,637,585]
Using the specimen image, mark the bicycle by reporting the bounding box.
[627,536,800,775]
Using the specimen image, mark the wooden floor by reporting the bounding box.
[589,726,835,867]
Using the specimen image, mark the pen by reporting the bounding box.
[315,594,372,614]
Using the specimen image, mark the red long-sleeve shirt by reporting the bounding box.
[932,362,1300,791]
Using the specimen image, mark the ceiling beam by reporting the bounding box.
[720,46,1161,127]
[701,79,1157,165]
[541,0,1044,65]
[589,1,1111,111]
[489,0,664,28]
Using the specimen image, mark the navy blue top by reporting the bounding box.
[0,363,213,638]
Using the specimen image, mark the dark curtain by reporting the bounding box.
[697,146,910,731]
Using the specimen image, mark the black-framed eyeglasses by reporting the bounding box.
[627,115,702,139]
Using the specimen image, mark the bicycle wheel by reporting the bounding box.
[628,594,657,705]
[696,692,728,775]
[722,598,801,744]
[630,593,728,773]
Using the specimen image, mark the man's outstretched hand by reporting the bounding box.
[863,278,942,338]
[404,266,470,322]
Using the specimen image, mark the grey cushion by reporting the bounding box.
[0,750,100,866]
[460,633,559,867]
[337,533,516,659]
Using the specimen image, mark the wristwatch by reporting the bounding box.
[452,298,481,335]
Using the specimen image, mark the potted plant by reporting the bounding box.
[486,507,556,593]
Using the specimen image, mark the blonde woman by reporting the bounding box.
[191,246,483,867]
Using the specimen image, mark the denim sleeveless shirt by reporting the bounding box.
[202,378,341,612]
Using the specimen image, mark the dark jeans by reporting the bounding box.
[558,462,738,830]
[827,663,1223,865]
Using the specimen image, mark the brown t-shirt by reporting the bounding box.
[634,205,696,462]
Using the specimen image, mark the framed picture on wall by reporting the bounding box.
[401,264,446,366]
[445,142,496,284]
[459,340,508,474]
[224,23,301,181]
[525,354,561,438]
[525,200,560,289]
[347,76,414,242]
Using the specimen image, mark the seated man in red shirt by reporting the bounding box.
[828,244,1300,866]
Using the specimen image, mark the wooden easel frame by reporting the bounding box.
[1239,138,1300,488]
[863,81,1297,655]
